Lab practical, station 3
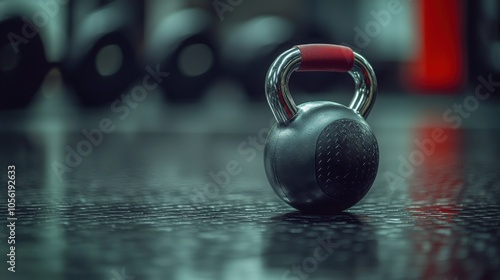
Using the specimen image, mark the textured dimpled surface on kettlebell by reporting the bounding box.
[316,119,379,204]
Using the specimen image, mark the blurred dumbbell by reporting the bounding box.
[221,16,300,100]
[147,8,219,102]
[0,14,49,109]
[62,1,141,106]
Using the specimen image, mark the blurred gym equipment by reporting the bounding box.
[62,0,141,106]
[405,0,465,92]
[147,8,219,102]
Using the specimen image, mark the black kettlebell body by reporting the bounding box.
[264,44,379,213]
[265,101,378,213]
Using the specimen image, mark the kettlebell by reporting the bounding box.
[264,44,379,213]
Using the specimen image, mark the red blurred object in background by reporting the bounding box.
[406,0,466,93]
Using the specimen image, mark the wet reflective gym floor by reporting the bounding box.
[1,91,499,280]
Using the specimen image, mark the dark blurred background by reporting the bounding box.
[0,0,498,110]
[1,1,500,280]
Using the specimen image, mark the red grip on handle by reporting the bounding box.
[296,44,354,72]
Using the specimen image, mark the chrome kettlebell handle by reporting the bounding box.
[265,44,377,124]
